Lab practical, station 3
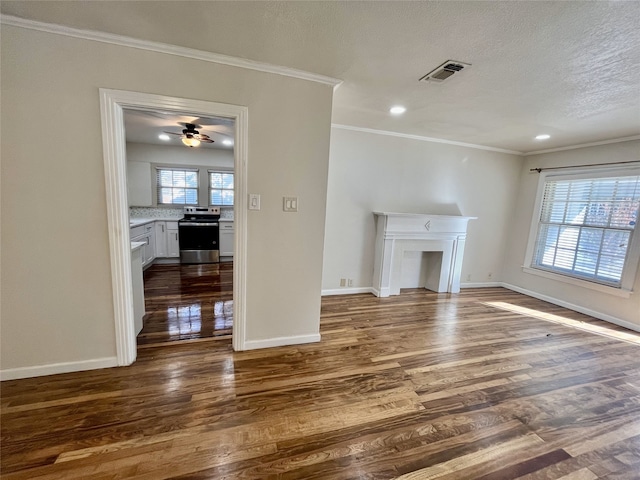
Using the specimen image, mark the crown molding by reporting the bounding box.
[1,14,343,89]
[331,124,523,155]
[523,135,640,156]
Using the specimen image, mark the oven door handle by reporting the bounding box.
[179,222,219,227]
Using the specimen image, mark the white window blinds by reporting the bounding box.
[532,174,640,287]
[156,168,199,205]
[209,171,234,206]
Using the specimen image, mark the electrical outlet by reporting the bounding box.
[488,272,493,279]
[466,274,471,281]
[348,279,353,287]
[340,278,346,287]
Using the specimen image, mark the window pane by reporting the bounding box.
[222,174,234,189]
[172,171,186,187]
[160,170,173,187]
[160,187,173,204]
[185,171,198,187]
[222,190,234,205]
[210,173,222,188]
[185,188,198,204]
[210,190,222,205]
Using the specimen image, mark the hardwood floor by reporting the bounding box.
[137,262,233,346]
[2,288,640,479]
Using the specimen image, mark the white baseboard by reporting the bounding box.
[461,282,503,288]
[324,283,500,295]
[243,333,321,351]
[501,282,640,333]
[321,287,374,296]
[0,357,119,381]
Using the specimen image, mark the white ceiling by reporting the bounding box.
[3,1,640,153]
[123,109,235,150]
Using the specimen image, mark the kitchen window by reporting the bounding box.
[209,171,234,206]
[156,168,199,205]
[525,167,640,294]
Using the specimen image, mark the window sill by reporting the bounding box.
[521,266,633,298]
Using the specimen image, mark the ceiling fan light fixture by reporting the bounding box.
[182,136,201,147]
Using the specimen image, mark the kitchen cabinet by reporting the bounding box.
[166,222,180,258]
[130,222,156,268]
[154,221,180,258]
[130,242,145,335]
[155,222,167,257]
[219,220,234,257]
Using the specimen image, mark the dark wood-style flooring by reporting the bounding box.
[138,262,233,346]
[2,287,640,479]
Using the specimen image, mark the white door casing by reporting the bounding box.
[99,89,248,365]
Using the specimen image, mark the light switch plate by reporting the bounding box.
[283,196,298,212]
[249,193,261,210]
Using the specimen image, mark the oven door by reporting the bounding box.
[178,222,220,264]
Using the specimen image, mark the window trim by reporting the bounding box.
[156,167,200,206]
[523,165,640,297]
[208,169,234,206]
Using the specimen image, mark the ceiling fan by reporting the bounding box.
[163,123,215,147]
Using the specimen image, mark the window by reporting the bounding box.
[529,170,640,290]
[157,168,198,205]
[209,171,234,206]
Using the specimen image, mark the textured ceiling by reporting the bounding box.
[2,1,639,153]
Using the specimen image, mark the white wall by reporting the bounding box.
[322,127,523,292]
[127,142,234,168]
[503,140,640,329]
[1,25,333,376]
[126,142,234,207]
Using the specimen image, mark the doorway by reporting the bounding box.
[100,89,248,366]
[122,109,235,347]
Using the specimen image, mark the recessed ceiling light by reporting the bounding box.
[158,134,171,141]
[389,105,407,115]
[535,134,551,140]
[222,139,233,146]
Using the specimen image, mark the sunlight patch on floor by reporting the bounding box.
[483,301,640,346]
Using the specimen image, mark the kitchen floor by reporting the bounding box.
[137,262,233,346]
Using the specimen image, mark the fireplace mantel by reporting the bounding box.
[372,212,476,297]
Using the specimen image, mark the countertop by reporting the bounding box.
[129,217,183,227]
[129,217,234,227]
[131,241,145,252]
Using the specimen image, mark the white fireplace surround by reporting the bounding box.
[372,212,476,297]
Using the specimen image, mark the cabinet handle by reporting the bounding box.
[162,225,165,232]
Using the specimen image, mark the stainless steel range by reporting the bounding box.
[178,206,221,264]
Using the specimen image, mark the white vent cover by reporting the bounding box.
[420,60,471,83]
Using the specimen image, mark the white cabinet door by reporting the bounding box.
[167,229,180,257]
[155,221,167,257]
[143,223,155,266]
[219,222,234,257]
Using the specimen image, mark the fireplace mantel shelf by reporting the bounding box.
[372,212,476,297]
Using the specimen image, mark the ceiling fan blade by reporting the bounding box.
[200,138,215,143]
[163,131,184,136]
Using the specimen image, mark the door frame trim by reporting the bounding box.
[99,89,248,365]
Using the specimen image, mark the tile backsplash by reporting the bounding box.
[129,206,234,219]
[129,207,184,219]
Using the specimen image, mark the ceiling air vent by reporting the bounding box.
[420,60,471,83]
